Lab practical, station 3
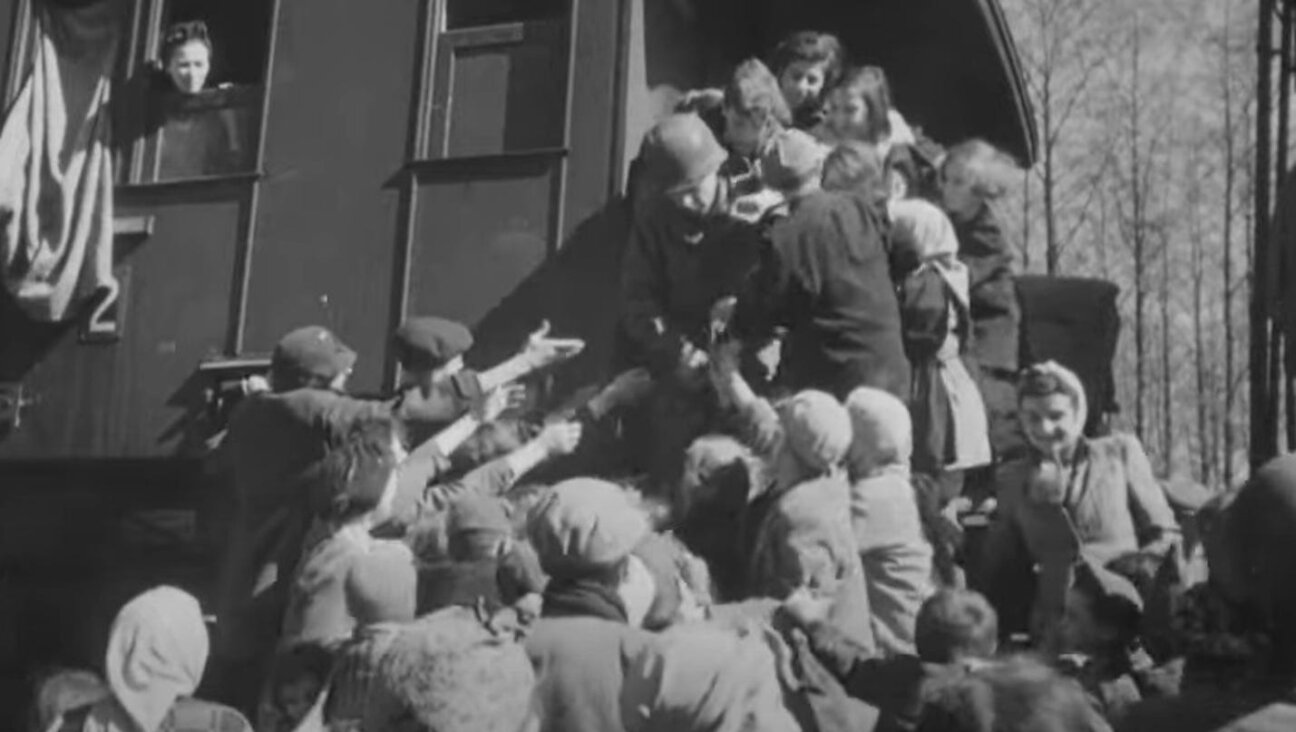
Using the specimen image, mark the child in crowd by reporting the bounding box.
[780,587,1001,731]
[324,548,420,729]
[937,140,1025,472]
[821,66,916,157]
[770,31,844,131]
[844,387,936,655]
[720,59,793,223]
[888,196,992,483]
[280,419,415,649]
[917,655,1113,732]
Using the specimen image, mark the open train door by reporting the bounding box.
[1016,275,1122,437]
[655,0,1038,164]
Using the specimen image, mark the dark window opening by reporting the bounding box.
[158,0,271,88]
[445,0,566,30]
[121,0,273,183]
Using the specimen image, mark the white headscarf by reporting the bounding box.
[92,586,209,732]
[844,387,913,482]
[887,197,971,308]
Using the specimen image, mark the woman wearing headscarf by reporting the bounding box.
[978,362,1179,649]
[888,197,992,485]
[56,586,231,732]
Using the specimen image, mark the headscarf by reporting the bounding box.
[92,586,209,732]
[621,627,800,732]
[844,387,913,481]
[1017,362,1089,506]
[775,390,853,478]
[888,198,970,308]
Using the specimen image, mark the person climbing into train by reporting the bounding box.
[732,127,910,401]
[938,139,1026,509]
[619,112,769,491]
[769,31,845,131]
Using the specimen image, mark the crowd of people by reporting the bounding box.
[28,29,1296,732]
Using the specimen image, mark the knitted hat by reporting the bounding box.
[271,326,356,385]
[776,390,853,473]
[527,478,650,579]
[393,317,474,372]
[640,113,728,193]
[760,129,828,193]
[346,545,418,625]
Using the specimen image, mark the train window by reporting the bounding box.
[445,0,566,30]
[131,0,272,182]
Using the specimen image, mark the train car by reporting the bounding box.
[0,0,1038,719]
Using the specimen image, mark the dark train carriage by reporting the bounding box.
[0,0,1037,719]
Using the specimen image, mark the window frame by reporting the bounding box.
[118,0,280,188]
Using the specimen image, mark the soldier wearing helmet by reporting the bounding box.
[619,113,770,490]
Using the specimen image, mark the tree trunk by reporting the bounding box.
[1222,0,1237,484]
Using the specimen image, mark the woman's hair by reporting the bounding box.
[829,66,893,142]
[915,589,999,663]
[770,31,845,86]
[161,20,211,62]
[309,421,401,524]
[941,139,1017,202]
[822,140,888,201]
[724,58,792,128]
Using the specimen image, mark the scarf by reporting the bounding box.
[542,577,629,623]
[87,586,208,732]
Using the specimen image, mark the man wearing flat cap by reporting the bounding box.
[212,320,581,713]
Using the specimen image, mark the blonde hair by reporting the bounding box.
[942,139,1017,202]
[822,141,888,202]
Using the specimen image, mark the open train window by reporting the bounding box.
[124,0,273,183]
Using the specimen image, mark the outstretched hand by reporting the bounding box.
[521,320,585,370]
[474,384,527,423]
[538,420,583,457]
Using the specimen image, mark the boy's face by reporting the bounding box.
[779,60,828,110]
[665,171,721,217]
[723,108,771,158]
[826,89,870,140]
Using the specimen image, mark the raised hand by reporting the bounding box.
[521,320,585,370]
[475,384,527,423]
[538,421,583,457]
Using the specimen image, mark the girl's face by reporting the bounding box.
[166,40,211,95]
[940,161,980,219]
[826,89,870,140]
[723,108,771,158]
[1019,393,1083,458]
[277,675,321,722]
[665,171,721,217]
[779,60,828,110]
